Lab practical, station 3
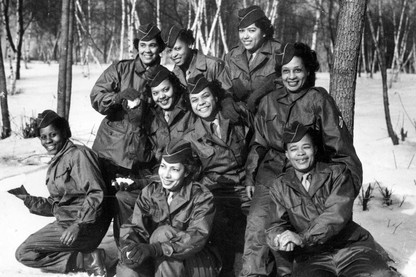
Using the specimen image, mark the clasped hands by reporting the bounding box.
[272,230,303,252]
[121,243,162,268]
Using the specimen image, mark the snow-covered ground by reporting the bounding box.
[0,63,415,276]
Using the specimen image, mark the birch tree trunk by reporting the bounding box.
[311,0,322,51]
[119,0,126,60]
[390,0,408,83]
[15,0,23,80]
[0,38,11,138]
[329,0,367,136]
[367,3,399,145]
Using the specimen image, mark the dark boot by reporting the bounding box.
[83,248,107,277]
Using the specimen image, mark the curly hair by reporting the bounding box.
[133,34,166,52]
[275,42,320,88]
[146,72,187,108]
[254,17,274,40]
[177,29,195,45]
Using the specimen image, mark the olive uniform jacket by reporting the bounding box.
[23,140,109,230]
[90,55,155,169]
[218,39,281,104]
[182,112,250,189]
[120,179,215,260]
[172,49,224,86]
[245,86,362,194]
[266,162,377,256]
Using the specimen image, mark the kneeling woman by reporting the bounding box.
[13,110,111,276]
[267,122,398,277]
[117,140,218,277]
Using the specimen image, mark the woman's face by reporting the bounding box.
[170,38,192,66]
[285,134,316,173]
[189,87,218,119]
[281,56,309,93]
[138,38,160,66]
[151,78,175,110]
[238,23,265,53]
[39,125,66,156]
[159,158,187,191]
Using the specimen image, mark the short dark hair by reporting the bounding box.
[48,117,72,140]
[177,29,195,45]
[133,34,166,52]
[147,72,187,107]
[275,42,320,88]
[254,17,274,40]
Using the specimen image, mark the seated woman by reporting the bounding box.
[145,64,195,164]
[12,110,111,276]
[117,140,218,277]
[183,74,251,277]
[266,122,398,277]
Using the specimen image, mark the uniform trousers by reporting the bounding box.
[15,220,110,273]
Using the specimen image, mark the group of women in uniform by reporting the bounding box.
[12,4,399,277]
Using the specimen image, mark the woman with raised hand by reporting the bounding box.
[161,25,224,86]
[12,110,111,276]
[218,5,281,125]
[90,23,165,244]
[241,42,362,277]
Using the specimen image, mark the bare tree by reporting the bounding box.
[0,37,11,139]
[329,0,367,136]
[311,0,323,51]
[367,1,399,145]
[119,0,126,60]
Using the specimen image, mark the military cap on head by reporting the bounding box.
[145,64,171,87]
[238,5,267,29]
[37,110,61,129]
[282,121,311,144]
[161,25,184,48]
[187,74,209,95]
[137,23,161,41]
[162,139,193,164]
[275,43,296,67]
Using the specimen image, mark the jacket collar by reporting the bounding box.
[283,162,330,197]
[193,112,229,147]
[232,40,275,73]
[134,55,160,75]
[50,140,75,166]
[155,179,194,214]
[191,49,207,72]
[275,86,310,105]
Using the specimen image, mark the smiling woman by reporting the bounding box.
[13,110,111,276]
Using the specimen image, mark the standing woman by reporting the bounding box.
[13,110,111,276]
[219,5,281,123]
[90,23,165,243]
[161,25,224,86]
[145,64,195,163]
[240,42,362,277]
[183,74,251,277]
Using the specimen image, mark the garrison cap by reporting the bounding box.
[187,74,209,95]
[161,25,184,48]
[145,64,171,87]
[282,121,311,144]
[137,23,161,41]
[238,5,267,28]
[37,110,61,129]
[162,139,193,164]
[275,43,296,67]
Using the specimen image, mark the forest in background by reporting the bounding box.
[2,0,416,74]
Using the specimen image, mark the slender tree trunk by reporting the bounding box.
[65,0,74,120]
[360,28,367,76]
[311,0,322,51]
[329,0,367,136]
[367,3,399,145]
[15,0,23,80]
[119,0,126,60]
[0,39,11,139]
[156,0,161,29]
[57,0,70,118]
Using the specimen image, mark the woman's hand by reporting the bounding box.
[278,230,303,250]
[60,224,81,246]
[246,185,255,199]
